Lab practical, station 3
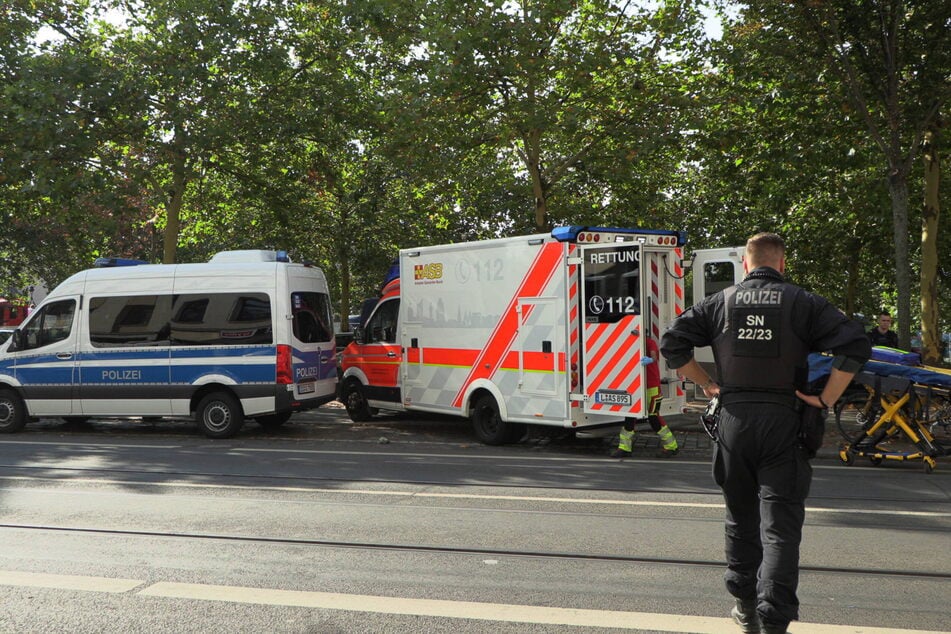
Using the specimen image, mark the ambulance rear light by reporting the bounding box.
[552,226,686,246]
[276,344,294,384]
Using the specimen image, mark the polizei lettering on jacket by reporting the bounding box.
[734,289,783,306]
[587,249,639,264]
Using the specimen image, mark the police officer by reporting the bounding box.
[660,233,870,634]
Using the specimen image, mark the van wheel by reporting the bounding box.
[471,394,510,445]
[343,381,375,422]
[256,412,292,428]
[196,391,244,439]
[0,389,27,433]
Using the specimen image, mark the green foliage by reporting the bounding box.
[0,0,947,340]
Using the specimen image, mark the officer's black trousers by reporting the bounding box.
[713,403,812,627]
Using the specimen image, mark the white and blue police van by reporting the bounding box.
[0,250,337,438]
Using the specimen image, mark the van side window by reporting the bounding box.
[20,299,76,350]
[170,293,272,345]
[292,292,334,343]
[367,299,399,344]
[89,295,173,347]
[88,293,273,347]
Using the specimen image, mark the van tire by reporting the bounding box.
[196,391,244,438]
[256,412,292,428]
[0,389,27,433]
[342,381,375,422]
[471,394,510,445]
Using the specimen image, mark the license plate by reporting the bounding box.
[298,381,316,394]
[595,390,631,405]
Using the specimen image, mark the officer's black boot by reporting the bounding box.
[760,623,788,634]
[730,598,761,633]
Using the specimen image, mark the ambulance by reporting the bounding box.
[339,226,688,444]
[0,250,338,438]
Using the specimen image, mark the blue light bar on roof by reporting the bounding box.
[93,257,149,268]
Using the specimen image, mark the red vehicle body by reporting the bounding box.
[0,300,29,327]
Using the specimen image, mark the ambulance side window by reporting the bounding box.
[367,299,399,344]
[703,262,736,298]
[19,299,76,350]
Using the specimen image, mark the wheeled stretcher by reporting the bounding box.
[809,354,951,473]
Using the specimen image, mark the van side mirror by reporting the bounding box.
[352,325,366,345]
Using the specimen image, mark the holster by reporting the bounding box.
[798,404,827,459]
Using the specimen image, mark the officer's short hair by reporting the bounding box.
[746,232,785,267]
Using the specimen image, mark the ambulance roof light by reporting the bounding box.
[551,225,686,246]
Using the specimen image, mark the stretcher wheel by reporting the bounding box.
[839,448,854,466]
[869,456,883,466]
[923,457,936,474]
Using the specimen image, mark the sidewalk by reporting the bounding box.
[621,408,850,462]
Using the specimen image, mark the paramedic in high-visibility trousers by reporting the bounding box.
[660,233,870,634]
[611,336,680,458]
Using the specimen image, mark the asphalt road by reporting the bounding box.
[0,404,948,633]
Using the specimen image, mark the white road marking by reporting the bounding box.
[0,570,143,593]
[0,475,948,518]
[0,570,947,632]
[0,441,182,449]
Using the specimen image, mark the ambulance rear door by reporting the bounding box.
[577,239,647,418]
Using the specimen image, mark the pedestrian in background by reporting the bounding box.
[867,311,898,348]
[611,336,680,458]
[660,233,870,634]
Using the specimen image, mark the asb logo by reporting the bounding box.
[414,263,443,281]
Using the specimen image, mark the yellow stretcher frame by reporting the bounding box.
[836,372,948,474]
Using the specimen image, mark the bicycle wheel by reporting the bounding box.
[835,390,877,443]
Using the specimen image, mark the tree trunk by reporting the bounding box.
[886,168,912,349]
[844,235,861,316]
[338,235,352,334]
[920,126,941,365]
[522,130,548,232]
[162,137,188,265]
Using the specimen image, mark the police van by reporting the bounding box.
[0,250,338,438]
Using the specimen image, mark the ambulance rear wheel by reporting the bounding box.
[196,391,244,439]
[342,381,375,422]
[0,389,27,433]
[471,394,510,445]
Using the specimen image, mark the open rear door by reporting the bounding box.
[578,241,647,417]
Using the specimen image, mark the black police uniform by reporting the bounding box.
[868,327,898,348]
[660,266,870,630]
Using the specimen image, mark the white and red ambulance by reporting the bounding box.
[339,226,687,444]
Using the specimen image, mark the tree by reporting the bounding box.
[770,0,951,348]
[383,0,706,231]
[673,7,896,318]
